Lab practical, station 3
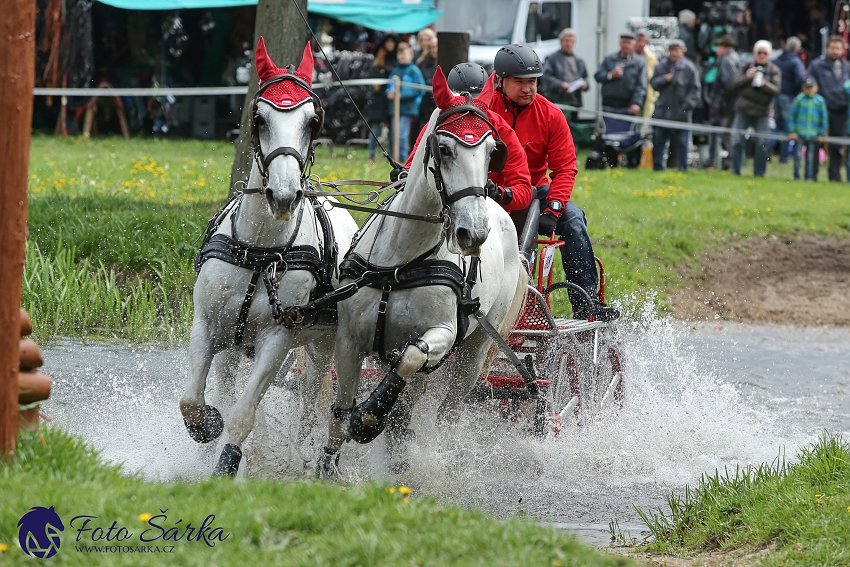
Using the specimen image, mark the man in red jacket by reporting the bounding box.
[490,44,618,321]
[406,63,532,213]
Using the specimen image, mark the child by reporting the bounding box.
[788,76,828,181]
[386,42,425,162]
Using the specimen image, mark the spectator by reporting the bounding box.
[807,35,850,181]
[650,39,701,171]
[707,34,742,170]
[773,36,806,163]
[633,29,659,123]
[788,76,828,181]
[414,28,436,61]
[594,32,646,117]
[364,33,398,163]
[540,28,589,122]
[729,40,781,177]
[386,42,425,162]
[678,9,699,62]
[414,35,438,140]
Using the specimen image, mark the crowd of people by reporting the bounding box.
[536,10,850,182]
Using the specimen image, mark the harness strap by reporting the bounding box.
[234,271,261,346]
[263,146,307,173]
[372,285,392,357]
[446,186,486,203]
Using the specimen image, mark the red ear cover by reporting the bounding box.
[255,36,284,83]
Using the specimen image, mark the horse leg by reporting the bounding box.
[212,329,294,477]
[212,349,240,410]
[180,318,225,444]
[317,335,364,480]
[436,326,493,426]
[349,327,454,445]
[297,334,335,449]
[385,373,426,474]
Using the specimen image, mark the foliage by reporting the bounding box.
[631,433,850,566]
[0,427,636,566]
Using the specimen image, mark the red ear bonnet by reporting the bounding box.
[254,37,314,110]
[431,66,496,147]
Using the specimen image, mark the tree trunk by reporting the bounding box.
[0,0,36,460]
[437,32,470,74]
[229,0,311,195]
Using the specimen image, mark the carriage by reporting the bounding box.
[466,234,625,436]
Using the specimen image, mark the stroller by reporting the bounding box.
[585,113,644,169]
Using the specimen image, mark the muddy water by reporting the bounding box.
[40,313,850,546]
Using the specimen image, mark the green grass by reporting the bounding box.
[627,433,850,566]
[25,136,850,342]
[0,427,635,566]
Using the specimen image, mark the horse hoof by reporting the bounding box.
[316,449,340,481]
[349,407,387,444]
[213,443,242,477]
[184,405,224,444]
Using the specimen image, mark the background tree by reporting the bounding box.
[229,0,311,193]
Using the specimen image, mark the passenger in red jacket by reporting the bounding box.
[490,44,619,321]
[406,63,532,213]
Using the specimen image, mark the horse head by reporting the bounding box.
[422,67,506,256]
[252,37,324,220]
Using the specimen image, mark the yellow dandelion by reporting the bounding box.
[399,486,412,495]
[402,497,410,504]
[815,494,822,498]
[138,513,152,522]
[388,487,396,494]
[0,543,8,552]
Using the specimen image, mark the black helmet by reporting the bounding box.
[494,44,542,78]
[448,63,488,94]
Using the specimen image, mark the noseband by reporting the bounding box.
[249,70,325,191]
[422,93,508,211]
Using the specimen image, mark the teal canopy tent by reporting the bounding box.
[95,0,442,33]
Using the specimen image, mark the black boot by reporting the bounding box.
[573,299,620,322]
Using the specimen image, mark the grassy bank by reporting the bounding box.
[0,427,635,566]
[622,434,850,566]
[25,136,850,342]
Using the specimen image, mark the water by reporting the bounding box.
[40,308,850,546]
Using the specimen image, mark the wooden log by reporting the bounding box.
[1,0,37,460]
[18,370,51,405]
[19,339,43,371]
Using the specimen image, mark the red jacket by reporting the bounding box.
[405,110,532,213]
[488,92,577,215]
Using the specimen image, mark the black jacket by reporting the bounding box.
[807,55,850,112]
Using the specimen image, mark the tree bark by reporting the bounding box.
[0,0,36,460]
[437,32,470,74]
[229,0,311,195]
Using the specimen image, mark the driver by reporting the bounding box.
[405,63,532,213]
[489,44,619,321]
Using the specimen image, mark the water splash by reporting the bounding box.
[41,299,834,541]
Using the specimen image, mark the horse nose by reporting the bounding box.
[456,226,487,250]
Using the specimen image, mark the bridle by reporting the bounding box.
[247,69,325,193]
[422,93,508,213]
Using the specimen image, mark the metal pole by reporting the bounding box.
[0,0,36,461]
[392,75,401,162]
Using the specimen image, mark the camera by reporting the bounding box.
[752,65,765,88]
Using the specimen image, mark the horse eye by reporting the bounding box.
[254,115,266,127]
[439,145,451,157]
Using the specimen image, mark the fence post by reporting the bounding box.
[0,0,36,461]
[392,75,401,162]
[437,32,470,73]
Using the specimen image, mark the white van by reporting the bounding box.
[433,0,649,114]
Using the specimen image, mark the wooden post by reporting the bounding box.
[437,32,470,73]
[0,0,36,461]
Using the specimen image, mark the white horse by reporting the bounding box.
[180,39,357,476]
[316,68,527,476]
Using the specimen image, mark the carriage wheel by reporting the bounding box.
[538,349,580,432]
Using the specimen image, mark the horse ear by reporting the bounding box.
[295,42,314,86]
[432,66,454,110]
[476,71,497,106]
[255,36,283,83]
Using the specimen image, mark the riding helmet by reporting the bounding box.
[448,62,488,94]
[493,44,542,79]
